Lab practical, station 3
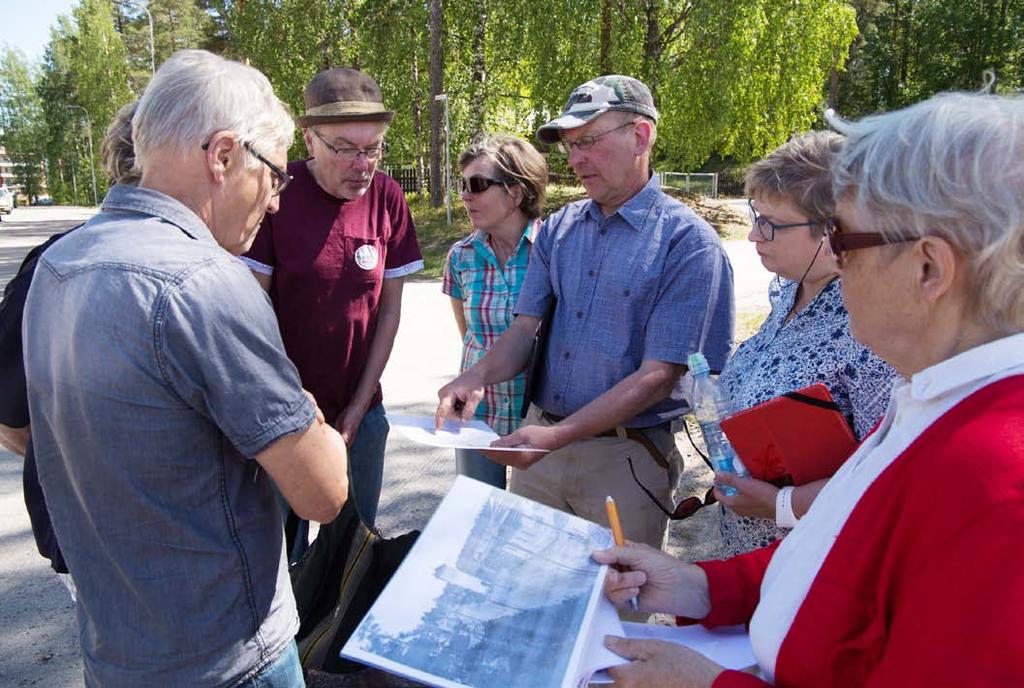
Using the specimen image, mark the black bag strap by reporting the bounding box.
[783,390,842,412]
[520,295,556,418]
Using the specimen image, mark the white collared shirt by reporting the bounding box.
[748,333,1024,682]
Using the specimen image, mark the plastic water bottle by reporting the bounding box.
[687,352,747,496]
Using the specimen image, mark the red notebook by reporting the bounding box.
[719,383,858,485]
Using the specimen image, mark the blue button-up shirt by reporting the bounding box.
[24,185,312,686]
[516,174,734,427]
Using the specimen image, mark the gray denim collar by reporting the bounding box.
[102,184,217,245]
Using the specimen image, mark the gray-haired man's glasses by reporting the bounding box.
[200,140,292,196]
[558,120,638,155]
[310,128,387,163]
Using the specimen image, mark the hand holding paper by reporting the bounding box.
[485,424,556,468]
[389,414,546,453]
[603,636,725,688]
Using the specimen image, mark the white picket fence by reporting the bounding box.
[658,171,719,198]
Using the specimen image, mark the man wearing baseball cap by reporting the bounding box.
[437,75,734,549]
[244,68,423,539]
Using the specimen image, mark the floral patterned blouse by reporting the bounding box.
[716,276,899,556]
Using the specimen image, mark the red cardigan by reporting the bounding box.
[697,376,1024,687]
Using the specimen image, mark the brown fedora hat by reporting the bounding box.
[296,68,395,126]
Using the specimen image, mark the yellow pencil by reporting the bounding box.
[604,496,639,611]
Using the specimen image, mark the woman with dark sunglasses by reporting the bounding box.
[441,135,548,488]
[711,131,898,557]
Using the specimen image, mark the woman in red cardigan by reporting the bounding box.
[595,90,1024,687]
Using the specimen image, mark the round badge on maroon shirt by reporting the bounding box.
[355,244,379,270]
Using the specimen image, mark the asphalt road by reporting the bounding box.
[0,204,771,686]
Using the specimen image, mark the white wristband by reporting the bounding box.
[775,486,799,529]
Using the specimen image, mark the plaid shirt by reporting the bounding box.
[442,221,538,435]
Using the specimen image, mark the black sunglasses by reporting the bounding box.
[626,421,796,521]
[627,454,718,520]
[459,175,508,195]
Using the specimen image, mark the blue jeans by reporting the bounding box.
[239,641,304,688]
[456,447,507,489]
[286,404,389,563]
[348,403,389,526]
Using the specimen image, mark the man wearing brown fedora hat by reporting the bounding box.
[244,68,422,540]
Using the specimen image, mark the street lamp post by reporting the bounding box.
[68,105,98,207]
[122,0,156,75]
[433,93,451,225]
[141,3,155,75]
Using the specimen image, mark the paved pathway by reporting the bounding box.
[0,205,772,686]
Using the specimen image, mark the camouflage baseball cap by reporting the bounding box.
[536,75,659,145]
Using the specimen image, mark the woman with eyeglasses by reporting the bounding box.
[597,91,1024,688]
[711,131,897,557]
[441,135,548,488]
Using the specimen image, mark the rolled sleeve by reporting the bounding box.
[442,245,463,300]
[383,177,423,277]
[644,241,734,368]
[156,259,315,457]
[514,218,554,317]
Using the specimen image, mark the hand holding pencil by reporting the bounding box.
[604,496,640,612]
[594,532,714,620]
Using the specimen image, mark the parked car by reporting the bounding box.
[32,195,54,206]
[0,187,13,214]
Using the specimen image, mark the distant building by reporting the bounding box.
[0,147,15,191]
[0,146,48,202]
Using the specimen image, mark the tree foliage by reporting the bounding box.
[836,0,1024,117]
[0,49,47,199]
[2,0,1020,207]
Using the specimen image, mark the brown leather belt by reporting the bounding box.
[539,410,670,470]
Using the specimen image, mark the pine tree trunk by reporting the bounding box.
[411,48,426,194]
[599,0,613,74]
[469,0,488,139]
[428,0,443,208]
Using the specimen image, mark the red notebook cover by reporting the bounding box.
[719,383,858,485]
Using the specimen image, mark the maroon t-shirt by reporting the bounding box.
[244,162,423,421]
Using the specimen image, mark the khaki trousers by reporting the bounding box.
[509,405,681,549]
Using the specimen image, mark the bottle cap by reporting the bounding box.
[687,352,710,376]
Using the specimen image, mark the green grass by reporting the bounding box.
[408,184,745,279]
[406,193,473,280]
[736,310,769,344]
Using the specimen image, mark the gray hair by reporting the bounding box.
[829,92,1024,333]
[132,50,294,173]
[745,130,842,237]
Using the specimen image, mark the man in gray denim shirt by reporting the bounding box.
[437,76,734,550]
[24,50,348,687]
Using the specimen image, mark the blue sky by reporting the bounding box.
[1,0,78,64]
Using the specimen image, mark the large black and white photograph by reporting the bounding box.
[342,477,622,688]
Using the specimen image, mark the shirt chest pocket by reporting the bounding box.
[345,235,385,285]
[589,253,661,334]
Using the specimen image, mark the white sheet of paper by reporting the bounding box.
[589,622,756,683]
[573,595,628,685]
[388,413,545,452]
